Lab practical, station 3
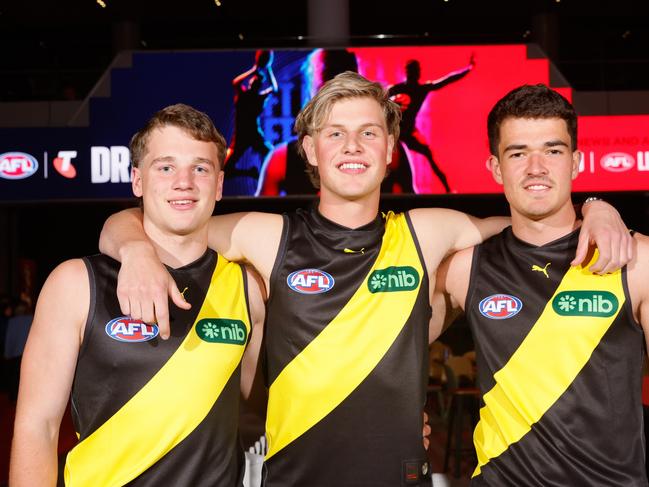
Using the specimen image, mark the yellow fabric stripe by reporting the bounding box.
[473,252,625,477]
[65,257,249,487]
[265,212,424,459]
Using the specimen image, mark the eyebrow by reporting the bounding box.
[150,156,216,166]
[503,140,570,152]
[319,122,385,131]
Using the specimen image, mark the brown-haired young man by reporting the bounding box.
[433,84,649,486]
[99,74,632,486]
[10,104,265,486]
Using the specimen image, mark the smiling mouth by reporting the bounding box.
[168,199,196,208]
[337,161,368,172]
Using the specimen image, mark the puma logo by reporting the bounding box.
[531,263,551,278]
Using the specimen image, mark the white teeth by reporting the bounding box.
[527,185,548,190]
[339,163,366,170]
[170,200,193,205]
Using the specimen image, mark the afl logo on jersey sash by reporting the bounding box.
[105,317,159,342]
[287,269,335,294]
[479,294,523,319]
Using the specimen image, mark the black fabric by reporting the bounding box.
[467,227,647,486]
[71,251,244,487]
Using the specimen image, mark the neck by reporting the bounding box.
[511,204,579,246]
[143,221,209,268]
[317,191,380,229]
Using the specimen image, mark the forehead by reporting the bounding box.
[498,117,571,147]
[321,96,386,128]
[144,125,219,164]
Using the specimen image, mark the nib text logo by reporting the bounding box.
[53,151,78,178]
[552,291,618,317]
[196,318,247,345]
[368,266,419,293]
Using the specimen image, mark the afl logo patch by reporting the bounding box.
[479,294,523,320]
[287,269,335,294]
[105,317,159,342]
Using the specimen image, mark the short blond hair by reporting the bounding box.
[294,72,401,188]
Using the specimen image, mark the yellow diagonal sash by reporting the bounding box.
[265,212,424,459]
[65,257,249,487]
[473,252,624,477]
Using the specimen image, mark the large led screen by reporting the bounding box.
[1,45,648,202]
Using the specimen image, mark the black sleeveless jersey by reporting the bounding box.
[66,251,251,487]
[466,227,647,486]
[263,207,432,487]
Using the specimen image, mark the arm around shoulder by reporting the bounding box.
[408,207,508,264]
[10,259,89,487]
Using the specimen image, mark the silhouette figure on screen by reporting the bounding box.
[388,56,474,193]
[223,49,278,196]
[256,49,359,196]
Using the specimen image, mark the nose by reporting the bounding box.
[526,152,548,175]
[343,133,362,154]
[173,166,194,190]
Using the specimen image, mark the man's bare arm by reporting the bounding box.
[99,208,189,338]
[99,209,281,338]
[411,200,632,282]
[10,260,88,486]
[429,248,473,343]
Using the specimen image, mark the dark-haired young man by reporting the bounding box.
[10,104,265,486]
[434,84,649,486]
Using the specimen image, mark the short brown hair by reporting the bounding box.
[294,72,401,188]
[487,84,577,155]
[130,103,227,169]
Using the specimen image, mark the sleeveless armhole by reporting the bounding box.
[266,213,290,308]
[405,211,430,294]
[71,256,98,435]
[464,245,481,313]
[238,259,254,343]
[77,257,98,361]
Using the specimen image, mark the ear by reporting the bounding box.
[571,150,581,180]
[302,135,318,168]
[131,166,143,197]
[215,168,224,202]
[386,134,395,166]
[489,155,503,185]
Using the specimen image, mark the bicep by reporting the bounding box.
[16,259,88,429]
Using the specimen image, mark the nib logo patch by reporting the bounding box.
[196,319,247,345]
[552,291,618,317]
[368,266,419,293]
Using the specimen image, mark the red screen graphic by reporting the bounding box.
[347,45,649,194]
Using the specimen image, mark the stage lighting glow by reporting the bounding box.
[96,0,106,7]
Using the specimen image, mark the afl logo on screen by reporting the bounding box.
[0,152,39,180]
[287,269,335,294]
[479,294,523,320]
[600,152,635,172]
[105,317,159,342]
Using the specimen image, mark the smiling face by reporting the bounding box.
[301,96,394,203]
[489,117,580,222]
[131,124,223,238]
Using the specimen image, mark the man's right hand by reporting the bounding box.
[117,242,190,339]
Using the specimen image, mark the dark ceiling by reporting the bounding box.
[2,0,648,101]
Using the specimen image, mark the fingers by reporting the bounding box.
[571,230,590,267]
